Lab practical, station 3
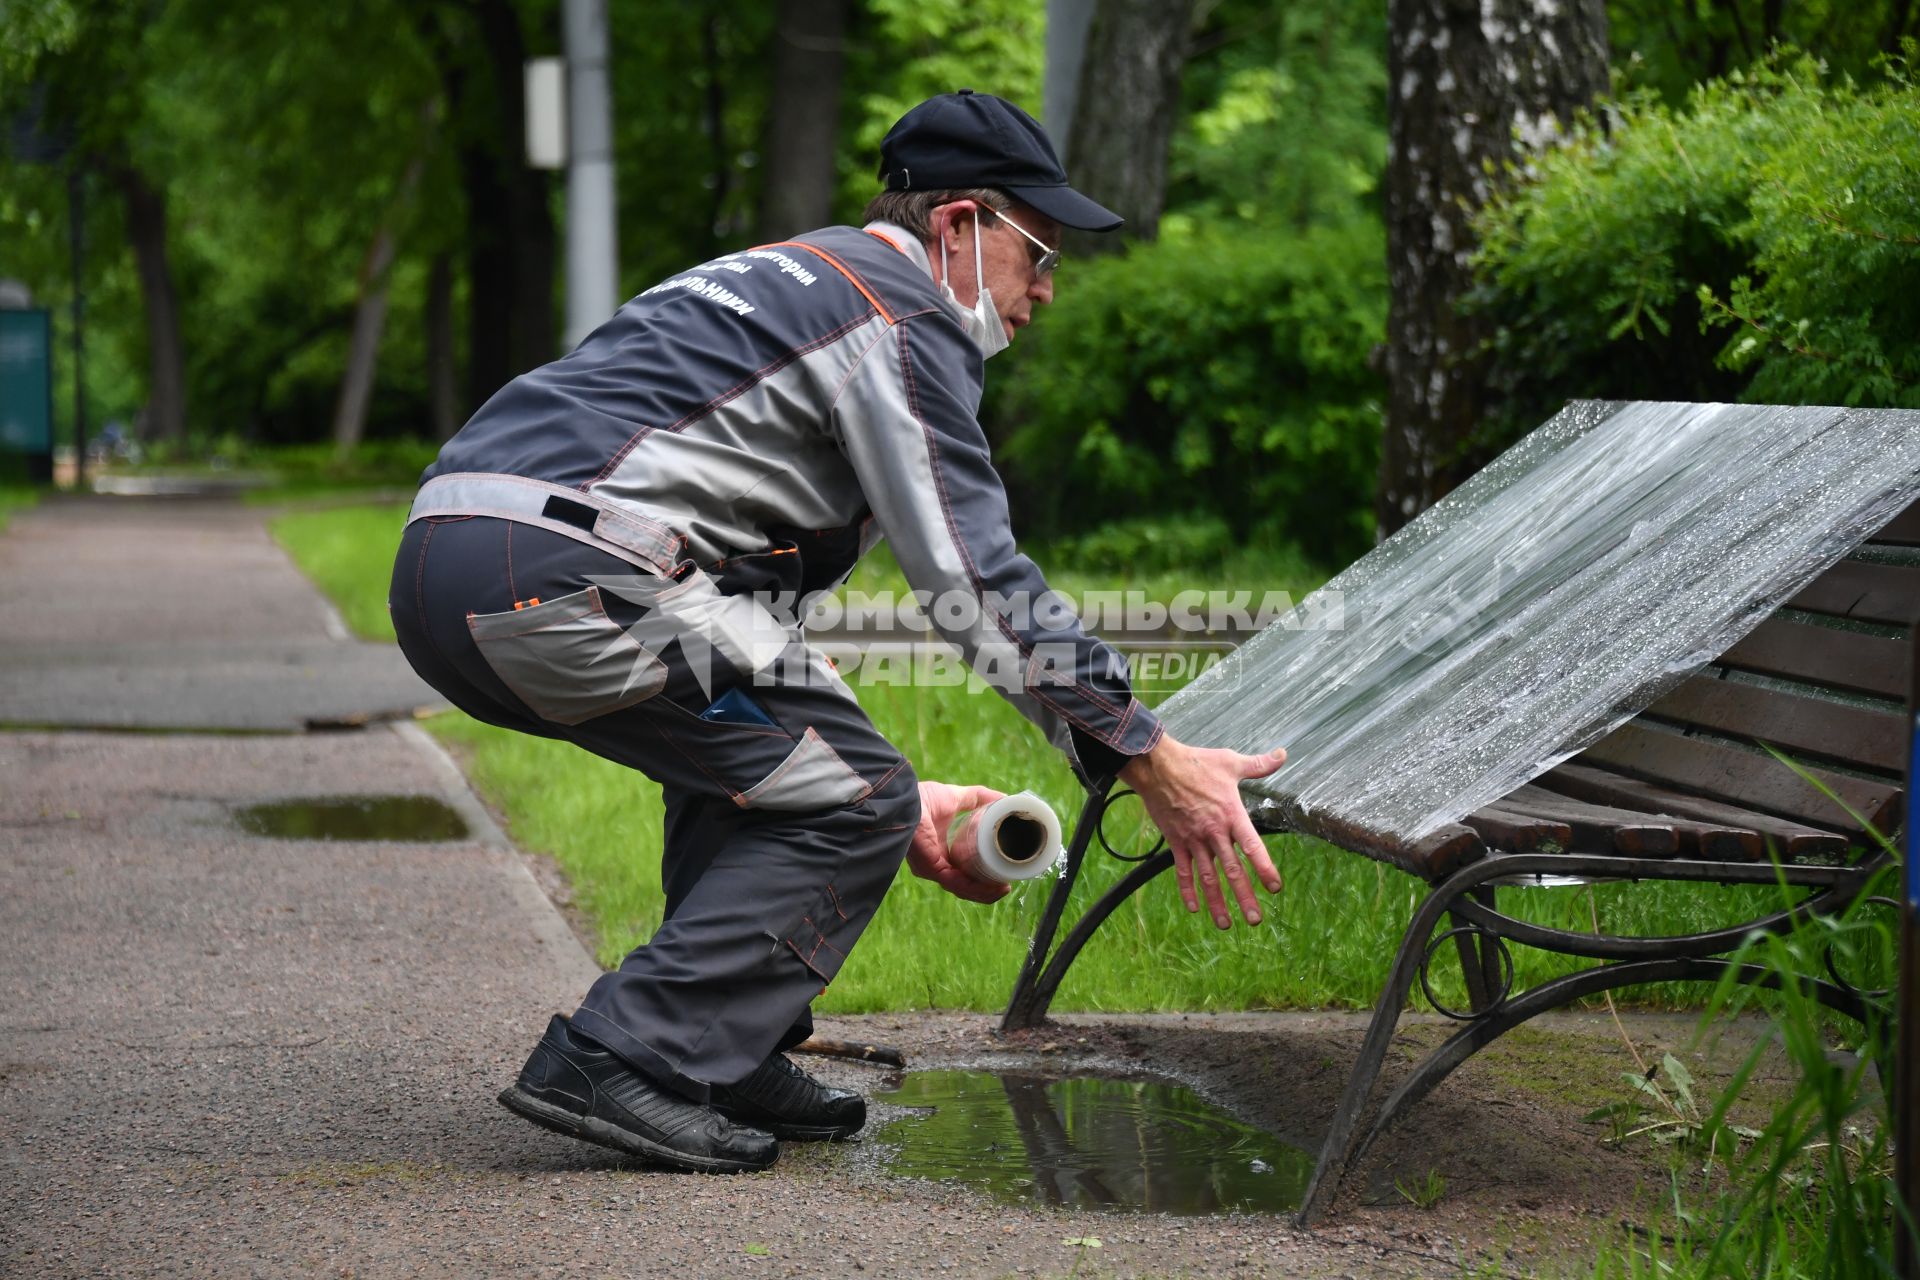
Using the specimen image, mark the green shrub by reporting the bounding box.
[1472,54,1920,442]
[990,218,1385,565]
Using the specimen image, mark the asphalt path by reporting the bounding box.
[0,495,440,731]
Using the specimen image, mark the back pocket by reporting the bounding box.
[468,585,666,725]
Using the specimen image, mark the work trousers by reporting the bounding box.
[389,514,919,1102]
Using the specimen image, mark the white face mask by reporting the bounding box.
[940,213,1010,360]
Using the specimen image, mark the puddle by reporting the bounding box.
[233,796,469,842]
[873,1069,1314,1215]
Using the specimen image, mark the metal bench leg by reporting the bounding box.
[1001,787,1106,1033]
[1445,885,1504,1013]
[1297,871,1484,1225]
[1003,851,1175,1030]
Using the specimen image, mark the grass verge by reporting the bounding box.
[0,483,43,533]
[271,500,1804,1014]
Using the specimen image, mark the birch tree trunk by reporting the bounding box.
[756,0,846,240]
[1376,0,1609,536]
[1061,0,1195,256]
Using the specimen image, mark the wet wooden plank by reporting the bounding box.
[1496,786,1691,858]
[1719,618,1908,701]
[1552,732,1893,843]
[1788,559,1920,627]
[1503,783,1753,860]
[1646,674,1905,775]
[1460,806,1573,854]
[1539,764,1851,860]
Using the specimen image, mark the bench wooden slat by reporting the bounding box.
[1788,559,1920,627]
[1460,807,1572,854]
[1645,674,1906,775]
[1403,823,1484,878]
[1539,764,1852,859]
[1719,618,1909,700]
[1500,785,1715,859]
[1573,725,1900,837]
[1528,767,1843,867]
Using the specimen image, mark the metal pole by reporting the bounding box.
[66,167,86,491]
[562,0,619,350]
[1897,613,1918,1277]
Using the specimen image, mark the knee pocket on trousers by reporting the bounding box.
[738,728,871,812]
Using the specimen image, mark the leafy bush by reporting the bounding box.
[1472,54,1920,442]
[990,217,1384,564]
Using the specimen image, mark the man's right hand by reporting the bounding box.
[1117,734,1286,929]
[908,781,1011,904]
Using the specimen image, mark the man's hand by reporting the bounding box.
[1118,735,1286,929]
[909,782,1012,904]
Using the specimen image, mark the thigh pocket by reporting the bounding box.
[468,586,666,725]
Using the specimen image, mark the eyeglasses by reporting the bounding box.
[991,209,1061,279]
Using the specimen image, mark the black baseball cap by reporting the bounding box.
[877,90,1123,232]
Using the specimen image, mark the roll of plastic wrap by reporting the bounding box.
[947,791,1064,885]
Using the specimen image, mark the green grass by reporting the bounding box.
[0,483,43,532]
[271,500,1804,1013]
[92,438,437,505]
[272,502,408,641]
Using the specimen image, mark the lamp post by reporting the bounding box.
[66,168,86,490]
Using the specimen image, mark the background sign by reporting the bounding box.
[0,308,54,458]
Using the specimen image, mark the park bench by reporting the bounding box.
[998,401,1917,1224]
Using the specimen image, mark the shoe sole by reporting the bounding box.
[712,1110,862,1143]
[498,1085,777,1174]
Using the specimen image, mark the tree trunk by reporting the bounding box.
[114,165,186,445]
[1043,0,1097,147]
[1376,0,1609,537]
[334,107,437,456]
[460,0,557,410]
[426,252,460,440]
[1061,0,1195,256]
[701,12,733,252]
[756,0,846,240]
[331,229,398,456]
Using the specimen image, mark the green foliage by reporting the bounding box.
[610,2,774,287]
[1394,1167,1447,1209]
[1609,0,1918,104]
[833,0,1045,221]
[1170,0,1388,232]
[991,219,1384,563]
[1584,869,1907,1279]
[1473,55,1920,442]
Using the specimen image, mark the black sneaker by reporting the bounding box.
[498,1014,779,1173]
[711,1052,867,1141]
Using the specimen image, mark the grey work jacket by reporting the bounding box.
[409,221,1162,782]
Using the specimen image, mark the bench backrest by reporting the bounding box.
[1569,495,1917,846]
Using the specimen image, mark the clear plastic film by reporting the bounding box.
[1157,401,1920,852]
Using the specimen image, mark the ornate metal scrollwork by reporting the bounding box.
[1419,925,1516,1021]
[1096,788,1169,863]
[1821,895,1899,1003]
